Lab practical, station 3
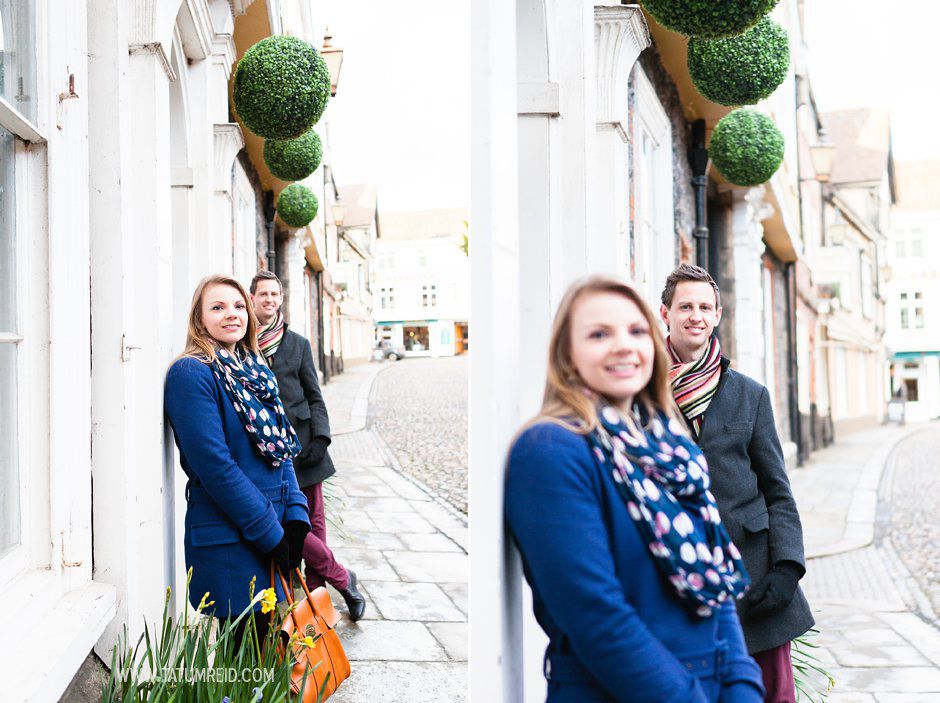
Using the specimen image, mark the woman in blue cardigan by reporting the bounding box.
[165,274,310,637]
[506,276,764,703]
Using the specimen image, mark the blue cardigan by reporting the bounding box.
[165,356,310,617]
[506,422,764,703]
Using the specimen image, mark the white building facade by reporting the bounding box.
[884,160,940,421]
[331,183,378,365]
[0,1,339,698]
[812,108,892,435]
[374,209,469,358]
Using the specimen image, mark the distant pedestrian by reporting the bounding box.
[506,275,764,703]
[660,264,814,703]
[250,270,366,621]
[164,274,311,645]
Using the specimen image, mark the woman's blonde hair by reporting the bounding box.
[537,274,683,433]
[180,274,261,363]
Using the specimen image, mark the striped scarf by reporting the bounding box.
[667,335,722,439]
[258,311,286,359]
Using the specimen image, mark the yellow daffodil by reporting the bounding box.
[300,635,316,648]
[196,592,215,611]
[260,587,277,614]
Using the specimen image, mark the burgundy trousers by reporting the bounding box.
[752,642,796,703]
[300,483,349,591]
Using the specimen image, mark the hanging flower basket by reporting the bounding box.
[641,0,779,39]
[232,36,331,140]
[264,130,323,182]
[276,184,319,228]
[709,109,785,187]
[688,18,790,106]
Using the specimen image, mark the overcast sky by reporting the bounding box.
[316,0,469,214]
[314,1,936,213]
[805,1,940,161]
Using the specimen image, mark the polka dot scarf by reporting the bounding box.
[587,401,749,617]
[211,347,301,467]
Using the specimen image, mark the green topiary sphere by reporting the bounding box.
[264,130,323,182]
[709,109,785,187]
[641,0,779,38]
[276,184,319,228]
[233,36,331,140]
[688,18,790,106]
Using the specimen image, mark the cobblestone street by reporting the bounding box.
[881,429,940,620]
[369,356,469,514]
[794,422,940,701]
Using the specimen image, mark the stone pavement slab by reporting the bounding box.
[440,582,468,615]
[329,662,467,703]
[427,622,469,660]
[335,620,449,661]
[384,551,469,583]
[365,581,465,622]
[321,360,390,435]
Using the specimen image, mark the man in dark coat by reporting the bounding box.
[250,270,366,621]
[660,264,813,703]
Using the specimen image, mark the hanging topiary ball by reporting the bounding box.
[232,35,331,140]
[688,18,790,106]
[641,0,779,39]
[264,130,323,182]
[709,109,785,187]
[276,184,319,228]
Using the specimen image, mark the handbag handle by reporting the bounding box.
[270,561,321,633]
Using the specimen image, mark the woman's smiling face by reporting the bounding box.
[568,291,655,410]
[201,283,249,351]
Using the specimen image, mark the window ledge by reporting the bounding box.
[0,571,117,701]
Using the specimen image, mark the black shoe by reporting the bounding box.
[339,570,367,622]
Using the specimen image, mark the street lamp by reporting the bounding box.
[321,27,343,97]
[332,202,345,228]
[809,128,836,183]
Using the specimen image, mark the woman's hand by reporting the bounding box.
[283,520,311,569]
[267,534,291,573]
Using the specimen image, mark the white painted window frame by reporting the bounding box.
[232,160,256,284]
[0,0,47,587]
[0,137,31,590]
[632,66,674,305]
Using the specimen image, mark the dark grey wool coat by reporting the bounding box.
[267,327,335,489]
[695,357,814,654]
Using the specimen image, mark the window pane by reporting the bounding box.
[0,126,13,332]
[912,240,923,257]
[0,1,37,124]
[0,342,19,556]
[896,240,905,258]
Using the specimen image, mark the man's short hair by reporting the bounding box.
[249,269,282,294]
[661,263,721,308]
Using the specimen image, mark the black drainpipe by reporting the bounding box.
[689,119,709,270]
[264,190,276,271]
[788,75,808,464]
[784,262,803,464]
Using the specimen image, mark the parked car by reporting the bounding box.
[373,340,406,361]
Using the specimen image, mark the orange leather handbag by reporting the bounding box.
[272,565,351,701]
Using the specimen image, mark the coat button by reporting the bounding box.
[686,663,693,670]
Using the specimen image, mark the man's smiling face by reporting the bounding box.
[660,280,722,360]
